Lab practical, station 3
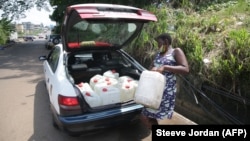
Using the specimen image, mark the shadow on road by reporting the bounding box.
[0,42,49,82]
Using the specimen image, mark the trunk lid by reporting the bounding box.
[61,3,157,52]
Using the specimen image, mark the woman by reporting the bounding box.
[140,33,189,129]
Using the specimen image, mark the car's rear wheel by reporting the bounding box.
[53,38,60,45]
[52,114,59,129]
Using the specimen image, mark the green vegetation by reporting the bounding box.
[125,0,250,98]
[123,0,250,123]
[0,18,15,44]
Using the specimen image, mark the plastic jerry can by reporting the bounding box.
[103,70,119,79]
[83,89,102,107]
[134,70,166,109]
[77,82,102,107]
[120,82,136,102]
[89,74,105,89]
[76,82,93,93]
[118,76,134,83]
[93,77,118,91]
[95,85,121,105]
[103,77,119,87]
[129,80,139,90]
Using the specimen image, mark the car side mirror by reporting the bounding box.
[39,55,47,61]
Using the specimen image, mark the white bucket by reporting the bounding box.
[95,85,120,105]
[134,70,166,109]
[103,70,119,79]
[120,82,135,102]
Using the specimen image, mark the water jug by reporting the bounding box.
[76,82,92,93]
[95,85,121,105]
[83,90,102,107]
[93,77,118,91]
[118,76,134,83]
[103,70,119,79]
[134,70,166,109]
[89,74,105,89]
[120,81,135,102]
[77,82,102,107]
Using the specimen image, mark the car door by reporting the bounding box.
[43,47,61,99]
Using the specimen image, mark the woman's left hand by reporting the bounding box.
[151,66,165,73]
[157,66,165,73]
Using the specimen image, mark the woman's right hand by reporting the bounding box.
[151,67,158,71]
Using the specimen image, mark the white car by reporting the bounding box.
[39,3,157,136]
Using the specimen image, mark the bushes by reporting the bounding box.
[126,0,250,97]
[0,18,15,45]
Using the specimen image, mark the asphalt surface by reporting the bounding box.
[0,40,196,141]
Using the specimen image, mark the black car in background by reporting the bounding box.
[24,36,34,41]
[45,34,61,49]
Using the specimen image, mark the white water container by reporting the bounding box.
[103,70,119,79]
[118,76,134,83]
[93,77,118,91]
[120,82,136,102]
[77,82,102,107]
[89,74,105,89]
[83,89,102,107]
[76,82,93,93]
[129,80,139,90]
[103,77,119,87]
[134,70,166,109]
[95,85,120,105]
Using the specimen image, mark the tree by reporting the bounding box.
[0,0,50,20]
[0,18,15,44]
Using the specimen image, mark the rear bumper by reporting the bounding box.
[53,104,143,134]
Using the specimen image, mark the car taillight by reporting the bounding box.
[58,95,79,106]
[58,95,82,116]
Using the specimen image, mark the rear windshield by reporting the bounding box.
[66,20,143,48]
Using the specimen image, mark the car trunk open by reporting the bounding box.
[61,3,157,111]
[66,49,146,110]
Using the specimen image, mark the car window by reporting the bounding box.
[70,51,131,66]
[47,46,61,72]
[66,20,142,48]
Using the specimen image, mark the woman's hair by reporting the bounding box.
[155,33,172,45]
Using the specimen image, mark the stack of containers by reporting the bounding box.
[76,70,139,107]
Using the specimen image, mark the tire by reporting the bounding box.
[52,114,59,129]
[52,38,60,45]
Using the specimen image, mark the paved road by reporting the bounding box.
[0,40,196,141]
